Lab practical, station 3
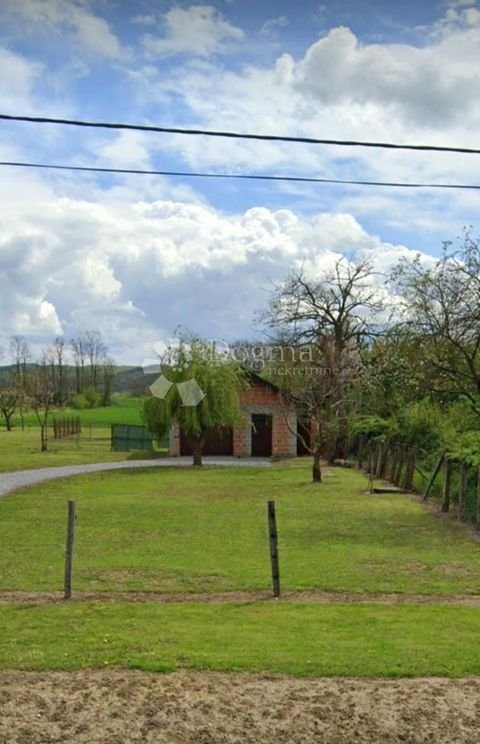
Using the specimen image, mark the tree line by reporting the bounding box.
[145,229,480,481]
[0,331,114,448]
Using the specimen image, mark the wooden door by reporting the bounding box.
[180,426,233,456]
[251,414,273,457]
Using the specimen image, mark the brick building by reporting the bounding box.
[169,371,299,458]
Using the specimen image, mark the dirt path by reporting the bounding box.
[2,588,480,606]
[1,670,479,743]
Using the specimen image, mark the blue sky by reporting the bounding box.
[1,0,480,363]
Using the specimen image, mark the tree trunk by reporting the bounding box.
[192,442,203,466]
[5,413,13,431]
[40,424,48,451]
[189,431,206,467]
[312,446,322,483]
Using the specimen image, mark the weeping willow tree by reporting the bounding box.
[143,336,247,466]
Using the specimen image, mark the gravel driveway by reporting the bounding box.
[0,457,271,499]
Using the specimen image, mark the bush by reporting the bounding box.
[71,393,88,410]
[350,415,391,440]
[71,387,101,410]
[389,400,445,455]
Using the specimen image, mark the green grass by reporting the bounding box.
[2,463,480,595]
[10,394,144,429]
[1,601,480,677]
[0,396,168,472]
[0,427,137,472]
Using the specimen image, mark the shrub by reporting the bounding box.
[350,415,391,440]
[71,393,88,410]
[71,387,101,410]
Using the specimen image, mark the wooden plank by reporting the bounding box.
[404,446,417,491]
[267,500,280,598]
[389,445,399,482]
[393,445,405,487]
[441,459,452,513]
[422,450,447,502]
[357,435,366,469]
[375,442,384,478]
[458,462,469,521]
[64,500,76,600]
[476,466,480,529]
[380,446,390,480]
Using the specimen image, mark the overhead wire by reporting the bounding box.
[1,113,479,155]
[0,159,479,190]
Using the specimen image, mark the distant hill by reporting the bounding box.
[0,364,152,396]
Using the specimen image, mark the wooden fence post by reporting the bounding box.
[441,459,452,513]
[375,442,384,478]
[459,462,468,521]
[403,446,416,491]
[357,435,365,469]
[389,445,398,482]
[476,466,480,528]
[380,447,390,480]
[422,450,447,502]
[64,500,77,600]
[267,500,280,598]
[393,445,405,487]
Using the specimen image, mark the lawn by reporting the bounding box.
[2,463,480,596]
[0,427,134,472]
[0,396,169,472]
[10,394,145,429]
[1,601,479,677]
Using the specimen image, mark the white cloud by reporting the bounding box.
[98,131,152,169]
[1,167,422,361]
[142,5,244,58]
[4,0,124,58]
[260,16,289,35]
[132,14,156,27]
[291,25,480,127]
[0,47,42,111]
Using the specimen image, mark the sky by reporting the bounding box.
[1,0,480,364]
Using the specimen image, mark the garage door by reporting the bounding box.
[180,426,234,456]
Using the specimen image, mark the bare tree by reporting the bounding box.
[261,258,383,482]
[71,334,87,393]
[101,353,115,406]
[392,231,480,418]
[83,331,106,388]
[25,353,55,451]
[10,335,31,389]
[71,331,107,393]
[10,336,31,430]
[48,336,69,406]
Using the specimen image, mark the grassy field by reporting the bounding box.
[2,461,480,677]
[0,395,168,472]
[1,601,480,677]
[10,394,144,429]
[0,427,141,472]
[2,463,480,595]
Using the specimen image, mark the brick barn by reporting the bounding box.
[169,371,305,458]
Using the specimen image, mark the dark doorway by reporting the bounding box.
[251,414,273,457]
[180,426,233,456]
[297,419,311,456]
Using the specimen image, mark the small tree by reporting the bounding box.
[0,389,17,431]
[25,358,55,451]
[143,336,247,466]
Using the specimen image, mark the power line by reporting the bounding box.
[1,159,480,190]
[1,113,479,156]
